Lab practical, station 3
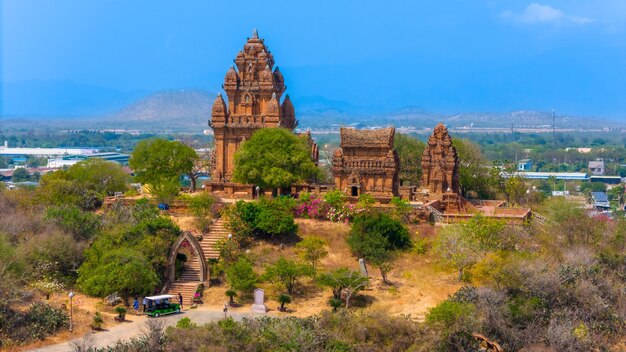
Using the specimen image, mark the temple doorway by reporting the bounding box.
[351,186,358,196]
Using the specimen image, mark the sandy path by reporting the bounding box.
[27,306,262,352]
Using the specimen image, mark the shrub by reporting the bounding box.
[225,289,237,305]
[188,193,216,233]
[296,236,328,273]
[349,212,411,251]
[92,312,104,330]
[294,193,328,219]
[225,257,258,297]
[328,297,343,311]
[324,190,347,209]
[413,236,430,255]
[224,199,297,241]
[278,294,291,311]
[176,317,196,329]
[263,257,313,295]
[27,302,69,339]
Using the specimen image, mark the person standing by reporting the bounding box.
[133,297,139,315]
[178,292,183,310]
[142,297,147,313]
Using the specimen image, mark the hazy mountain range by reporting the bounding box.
[1,82,622,133]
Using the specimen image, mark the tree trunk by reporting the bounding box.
[189,173,197,192]
[459,267,464,282]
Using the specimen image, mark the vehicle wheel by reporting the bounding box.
[154,313,160,318]
[176,308,181,313]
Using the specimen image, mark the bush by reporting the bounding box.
[349,212,411,251]
[225,199,297,241]
[188,193,217,233]
[324,190,347,209]
[413,236,430,255]
[92,312,104,330]
[278,294,291,311]
[225,257,258,297]
[26,302,69,339]
[176,317,196,329]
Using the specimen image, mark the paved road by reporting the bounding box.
[29,307,260,352]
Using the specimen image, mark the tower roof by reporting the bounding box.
[211,93,228,117]
[340,128,395,149]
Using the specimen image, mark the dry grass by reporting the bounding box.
[200,218,460,320]
[9,292,123,352]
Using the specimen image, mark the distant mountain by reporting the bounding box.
[111,89,214,123]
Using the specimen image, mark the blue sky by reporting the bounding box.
[1,0,625,118]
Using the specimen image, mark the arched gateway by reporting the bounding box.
[166,231,208,283]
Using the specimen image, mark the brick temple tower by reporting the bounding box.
[209,29,297,182]
[420,123,460,195]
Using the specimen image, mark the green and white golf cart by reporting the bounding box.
[145,294,181,317]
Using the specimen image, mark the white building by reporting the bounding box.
[0,141,97,156]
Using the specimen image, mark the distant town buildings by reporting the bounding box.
[0,140,97,156]
[588,160,605,175]
[517,159,533,171]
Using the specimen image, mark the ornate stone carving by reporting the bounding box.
[421,123,460,195]
[208,30,317,182]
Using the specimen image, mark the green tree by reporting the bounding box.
[77,248,158,305]
[225,257,258,296]
[233,128,320,190]
[504,176,527,206]
[0,234,26,300]
[64,158,130,196]
[278,294,291,312]
[348,212,411,251]
[45,205,101,240]
[130,138,197,201]
[317,268,369,308]
[296,236,328,274]
[38,178,103,210]
[263,257,313,295]
[394,133,425,186]
[224,199,297,240]
[433,216,507,282]
[433,227,481,281]
[453,139,500,199]
[11,168,30,182]
[188,193,216,233]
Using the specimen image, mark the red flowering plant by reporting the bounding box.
[294,192,329,219]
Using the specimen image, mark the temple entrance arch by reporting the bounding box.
[166,231,207,283]
[351,186,358,197]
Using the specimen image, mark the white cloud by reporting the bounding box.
[502,3,595,25]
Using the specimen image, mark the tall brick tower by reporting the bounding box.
[209,29,297,182]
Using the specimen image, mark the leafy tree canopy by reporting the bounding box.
[129,138,196,200]
[348,212,411,252]
[452,139,501,199]
[233,128,320,189]
[394,133,425,186]
[263,256,313,295]
[225,257,258,296]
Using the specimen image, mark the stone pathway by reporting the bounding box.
[28,306,258,352]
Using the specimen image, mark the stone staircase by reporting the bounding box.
[163,218,229,298]
[198,218,229,260]
[163,254,201,300]
[164,282,197,305]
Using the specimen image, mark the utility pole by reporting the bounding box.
[552,109,556,148]
[552,109,556,164]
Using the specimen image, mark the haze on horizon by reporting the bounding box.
[1,0,625,119]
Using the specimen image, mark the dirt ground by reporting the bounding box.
[13,215,457,351]
[201,218,460,321]
[9,292,124,352]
